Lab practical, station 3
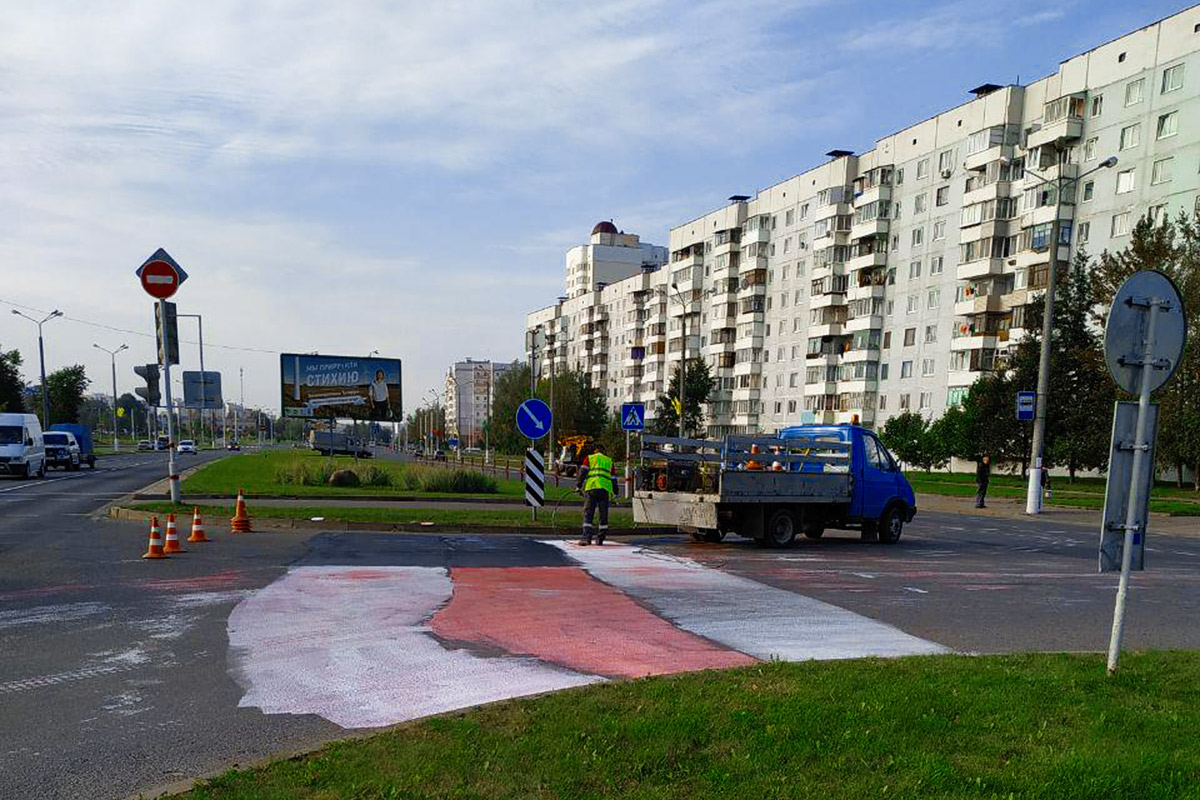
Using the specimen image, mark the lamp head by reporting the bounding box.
[1100,156,1118,169]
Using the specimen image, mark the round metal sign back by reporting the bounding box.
[1103,270,1187,395]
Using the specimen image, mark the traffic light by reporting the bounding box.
[155,301,179,366]
[134,364,161,407]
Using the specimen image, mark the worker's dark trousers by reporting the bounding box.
[582,489,610,542]
[975,483,988,508]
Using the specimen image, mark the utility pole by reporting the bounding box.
[93,343,128,451]
[12,309,63,426]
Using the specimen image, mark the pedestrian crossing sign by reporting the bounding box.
[620,403,645,432]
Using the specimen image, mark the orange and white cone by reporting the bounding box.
[142,516,168,560]
[163,512,187,553]
[230,488,252,533]
[187,507,209,543]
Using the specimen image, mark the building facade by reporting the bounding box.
[444,359,514,448]
[527,7,1200,434]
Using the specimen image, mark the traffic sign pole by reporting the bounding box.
[159,298,181,504]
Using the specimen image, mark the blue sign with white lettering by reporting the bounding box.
[620,403,645,432]
[1016,391,1036,422]
[516,398,553,440]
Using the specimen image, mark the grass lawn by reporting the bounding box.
[181,450,577,501]
[128,502,636,530]
[906,471,1200,516]
[178,651,1200,799]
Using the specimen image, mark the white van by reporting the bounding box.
[0,413,46,479]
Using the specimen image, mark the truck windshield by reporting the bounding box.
[0,426,22,445]
[44,433,69,445]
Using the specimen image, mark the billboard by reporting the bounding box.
[281,354,403,420]
[182,371,223,409]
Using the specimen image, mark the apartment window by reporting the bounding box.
[903,327,916,347]
[899,393,911,410]
[785,209,795,226]
[900,360,913,379]
[1082,180,1095,202]
[799,203,810,220]
[789,372,799,388]
[783,238,791,254]
[1116,168,1136,194]
[914,193,927,213]
[912,228,924,247]
[938,150,955,173]
[1090,94,1103,117]
[1084,137,1098,161]
[933,220,946,241]
[927,287,941,309]
[896,168,904,185]
[1158,112,1179,140]
[1124,78,1144,106]
[891,234,900,251]
[1150,204,1168,225]
[916,158,929,179]
[774,401,782,414]
[1119,123,1141,150]
[787,400,797,413]
[881,363,890,379]
[924,325,938,344]
[879,394,888,411]
[922,358,936,377]
[883,331,892,349]
[1079,221,1090,244]
[930,255,944,275]
[909,260,922,279]
[906,295,918,315]
[1152,158,1173,186]
[919,391,932,410]
[1162,63,1184,94]
[1111,211,1131,237]
[936,186,949,207]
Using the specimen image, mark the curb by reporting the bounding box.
[107,506,673,537]
[130,492,591,507]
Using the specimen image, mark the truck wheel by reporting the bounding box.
[860,520,879,543]
[703,529,726,543]
[877,506,904,544]
[803,526,825,540]
[763,509,796,548]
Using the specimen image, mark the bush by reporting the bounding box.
[357,464,393,487]
[275,458,339,486]
[416,467,498,494]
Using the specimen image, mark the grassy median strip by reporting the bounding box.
[178,651,1200,799]
[181,450,576,501]
[127,502,635,530]
[906,472,1200,516]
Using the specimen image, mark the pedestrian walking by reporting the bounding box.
[576,443,619,546]
[975,454,991,509]
[1042,466,1052,501]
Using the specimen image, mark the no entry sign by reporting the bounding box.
[136,248,188,299]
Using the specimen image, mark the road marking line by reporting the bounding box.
[902,587,929,594]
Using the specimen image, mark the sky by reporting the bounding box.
[0,0,1190,414]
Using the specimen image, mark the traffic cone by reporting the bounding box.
[142,516,168,560]
[230,489,253,533]
[187,507,209,543]
[163,513,187,553]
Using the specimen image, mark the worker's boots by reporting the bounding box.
[596,526,607,546]
[578,528,593,546]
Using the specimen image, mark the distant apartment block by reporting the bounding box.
[444,359,514,447]
[527,7,1200,434]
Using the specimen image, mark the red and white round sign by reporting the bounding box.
[140,260,180,299]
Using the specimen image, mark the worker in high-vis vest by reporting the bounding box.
[576,443,619,546]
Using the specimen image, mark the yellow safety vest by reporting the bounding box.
[584,452,615,495]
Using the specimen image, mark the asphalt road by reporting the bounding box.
[1,459,1197,800]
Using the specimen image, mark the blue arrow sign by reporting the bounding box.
[516,398,553,440]
[620,402,645,432]
[1016,391,1036,422]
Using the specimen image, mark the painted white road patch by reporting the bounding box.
[227,566,599,729]
[548,542,948,660]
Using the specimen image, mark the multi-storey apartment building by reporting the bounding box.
[526,7,1200,435]
[443,359,514,448]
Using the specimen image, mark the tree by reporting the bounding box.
[116,393,143,436]
[879,411,935,471]
[955,374,1027,470]
[37,365,90,425]
[651,358,716,438]
[0,346,24,414]
[926,404,970,471]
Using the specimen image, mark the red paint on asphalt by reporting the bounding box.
[431,566,755,679]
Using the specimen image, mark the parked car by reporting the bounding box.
[49,423,96,468]
[137,440,153,451]
[43,431,82,470]
[155,436,169,451]
[227,440,241,451]
[178,439,197,454]
[433,449,447,462]
[0,413,46,479]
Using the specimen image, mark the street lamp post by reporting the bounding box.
[1019,151,1118,514]
[11,309,63,426]
[662,283,688,440]
[93,342,128,451]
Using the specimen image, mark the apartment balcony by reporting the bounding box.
[953,293,1004,316]
[956,257,1007,280]
[951,331,1008,352]
[959,218,1016,242]
[946,370,978,388]
[707,338,737,355]
[805,381,838,396]
[848,282,887,302]
[712,239,740,257]
[842,346,880,363]
[731,385,762,401]
[814,201,852,221]
[850,218,889,241]
[732,360,763,378]
[836,409,875,425]
[810,261,846,281]
[963,180,1012,207]
[810,291,847,310]
[845,313,883,332]
[1027,203,1074,228]
[846,250,887,272]
[743,225,770,244]
[672,252,704,270]
[808,322,844,338]
[963,143,1015,173]
[737,283,768,303]
[853,184,892,208]
[805,351,841,365]
[1026,118,1083,151]
[838,378,878,394]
